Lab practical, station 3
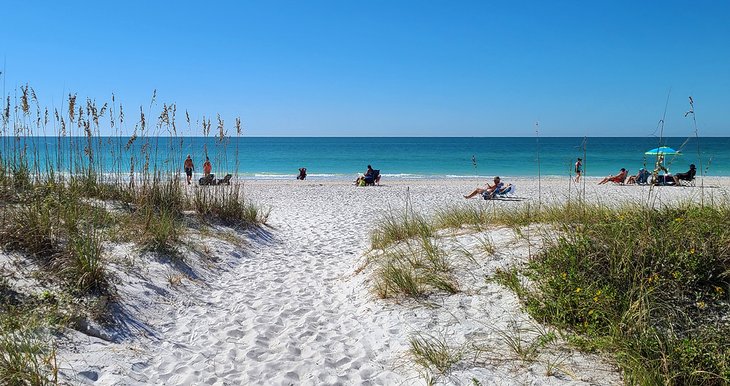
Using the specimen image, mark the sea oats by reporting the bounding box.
[217,114,225,141]
[68,93,77,122]
[140,106,146,132]
[126,128,138,150]
[21,84,30,114]
[171,103,177,135]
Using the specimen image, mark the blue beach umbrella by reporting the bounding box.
[645,146,681,155]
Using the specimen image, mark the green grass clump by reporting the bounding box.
[0,183,111,295]
[0,298,59,385]
[510,203,730,385]
[409,333,463,375]
[435,205,492,230]
[373,237,458,299]
[63,230,107,294]
[370,212,434,250]
[193,185,269,227]
[138,207,183,255]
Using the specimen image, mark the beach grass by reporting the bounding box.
[372,236,459,299]
[0,85,267,381]
[511,202,730,385]
[193,185,270,226]
[372,200,730,384]
[370,211,434,250]
[409,332,463,376]
[0,285,59,385]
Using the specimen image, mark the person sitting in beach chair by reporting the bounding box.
[200,173,232,186]
[484,183,515,200]
[626,168,649,185]
[363,165,381,186]
[673,164,696,186]
[464,176,504,199]
[216,174,233,185]
[598,168,628,185]
[297,168,307,180]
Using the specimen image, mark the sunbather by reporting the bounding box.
[673,164,696,185]
[464,176,503,199]
[364,165,381,185]
[598,168,628,185]
[626,168,649,185]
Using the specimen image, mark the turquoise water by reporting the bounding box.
[4,137,729,179]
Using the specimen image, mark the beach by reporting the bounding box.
[43,176,729,385]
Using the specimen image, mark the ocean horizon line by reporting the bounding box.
[4,135,728,139]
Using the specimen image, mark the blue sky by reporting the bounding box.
[1,1,728,136]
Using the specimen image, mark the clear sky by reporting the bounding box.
[1,1,728,136]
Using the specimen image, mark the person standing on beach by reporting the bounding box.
[203,157,212,177]
[574,158,583,182]
[184,155,194,185]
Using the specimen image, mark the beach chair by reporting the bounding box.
[482,184,515,200]
[198,174,215,186]
[674,165,696,186]
[216,174,232,185]
[626,169,649,185]
[652,174,676,186]
[364,169,380,186]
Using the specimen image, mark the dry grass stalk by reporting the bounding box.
[68,93,76,122]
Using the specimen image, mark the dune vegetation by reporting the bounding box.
[0,86,266,383]
[370,201,730,385]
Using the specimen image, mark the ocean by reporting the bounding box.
[3,137,729,179]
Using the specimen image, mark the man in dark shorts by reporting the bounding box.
[184,154,194,185]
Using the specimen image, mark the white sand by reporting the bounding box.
[53,177,730,385]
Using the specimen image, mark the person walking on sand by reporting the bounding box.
[464,176,503,199]
[184,154,194,185]
[574,158,583,182]
[203,157,212,177]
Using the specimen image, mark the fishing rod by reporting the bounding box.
[685,96,704,205]
[535,121,542,207]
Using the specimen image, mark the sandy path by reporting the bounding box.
[136,184,406,385]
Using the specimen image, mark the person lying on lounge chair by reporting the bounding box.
[484,183,515,199]
[598,168,628,185]
[673,164,696,185]
[464,176,503,199]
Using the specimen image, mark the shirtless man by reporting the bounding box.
[184,155,194,185]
